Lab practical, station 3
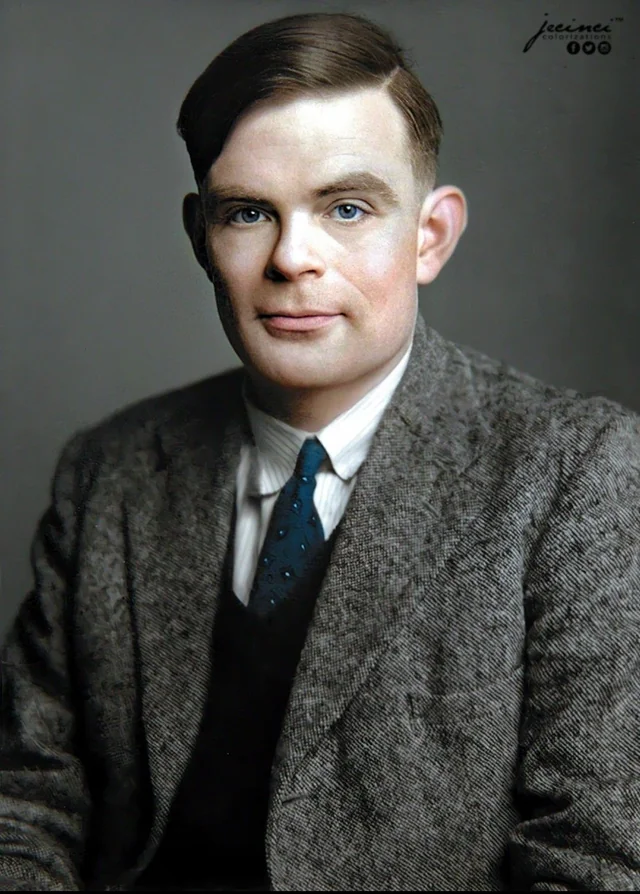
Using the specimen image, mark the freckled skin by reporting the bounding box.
[185,87,467,428]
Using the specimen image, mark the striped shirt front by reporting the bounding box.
[232,343,412,604]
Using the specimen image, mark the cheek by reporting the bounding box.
[209,233,267,289]
[346,232,417,306]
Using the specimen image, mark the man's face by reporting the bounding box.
[201,87,426,395]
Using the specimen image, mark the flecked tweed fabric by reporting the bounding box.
[0,314,639,891]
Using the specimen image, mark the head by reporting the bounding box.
[179,13,467,424]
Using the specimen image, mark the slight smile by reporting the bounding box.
[259,313,341,332]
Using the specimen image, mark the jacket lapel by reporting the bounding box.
[272,316,494,803]
[126,374,249,856]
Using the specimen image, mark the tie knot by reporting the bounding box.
[295,437,327,480]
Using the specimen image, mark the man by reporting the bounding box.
[1,11,639,892]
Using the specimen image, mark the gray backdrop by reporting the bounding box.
[1,0,638,637]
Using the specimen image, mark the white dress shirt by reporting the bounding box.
[232,343,413,604]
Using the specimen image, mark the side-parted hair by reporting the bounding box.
[177,12,443,193]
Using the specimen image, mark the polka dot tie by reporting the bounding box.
[248,437,328,617]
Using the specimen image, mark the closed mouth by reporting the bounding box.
[258,312,339,318]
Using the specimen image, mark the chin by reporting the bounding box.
[249,352,344,391]
[262,367,340,392]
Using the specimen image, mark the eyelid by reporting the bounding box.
[328,198,370,209]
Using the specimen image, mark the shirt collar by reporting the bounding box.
[243,341,413,497]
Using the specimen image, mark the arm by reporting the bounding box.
[511,412,640,890]
[0,434,92,890]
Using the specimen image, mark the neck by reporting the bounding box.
[246,351,408,433]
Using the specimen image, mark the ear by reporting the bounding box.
[182,192,213,282]
[416,186,468,285]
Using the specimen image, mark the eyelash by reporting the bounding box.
[223,203,370,226]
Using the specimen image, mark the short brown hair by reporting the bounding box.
[177,12,443,192]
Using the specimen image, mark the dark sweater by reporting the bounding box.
[135,528,337,891]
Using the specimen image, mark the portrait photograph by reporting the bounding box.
[0,1,638,890]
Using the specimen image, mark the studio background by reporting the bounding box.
[1,0,638,638]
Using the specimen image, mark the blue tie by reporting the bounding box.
[248,437,328,617]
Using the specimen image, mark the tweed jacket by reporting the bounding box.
[1,315,639,891]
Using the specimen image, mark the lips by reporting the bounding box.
[260,312,340,333]
[258,311,337,318]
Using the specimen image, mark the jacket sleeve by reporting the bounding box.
[510,412,640,890]
[0,433,92,890]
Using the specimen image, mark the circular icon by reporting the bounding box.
[598,41,612,54]
[567,41,580,54]
[583,41,596,54]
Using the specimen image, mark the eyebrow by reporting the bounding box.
[314,173,401,206]
[202,171,401,216]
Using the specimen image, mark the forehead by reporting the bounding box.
[206,87,416,195]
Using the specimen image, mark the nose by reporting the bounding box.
[266,213,327,282]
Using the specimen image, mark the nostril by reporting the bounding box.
[265,264,287,282]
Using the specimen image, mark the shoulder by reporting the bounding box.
[446,337,639,464]
[399,324,639,501]
[54,366,246,488]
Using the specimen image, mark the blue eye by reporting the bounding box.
[229,207,266,225]
[332,204,365,221]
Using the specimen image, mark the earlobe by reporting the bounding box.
[416,186,468,286]
[182,192,213,281]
